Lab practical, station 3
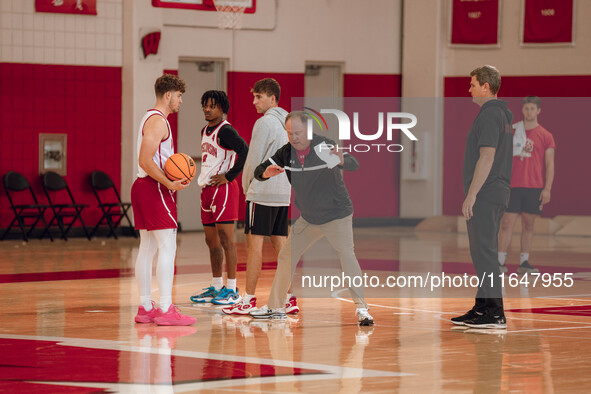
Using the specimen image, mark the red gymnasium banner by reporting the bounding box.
[523,0,574,44]
[35,0,97,15]
[451,0,499,45]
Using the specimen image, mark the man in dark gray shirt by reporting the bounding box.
[452,65,513,329]
[248,111,374,326]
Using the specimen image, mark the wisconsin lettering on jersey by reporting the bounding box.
[202,142,218,162]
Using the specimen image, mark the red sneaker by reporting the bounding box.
[134,302,159,323]
[285,296,300,314]
[154,304,197,326]
[222,297,257,315]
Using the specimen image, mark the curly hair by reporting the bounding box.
[155,74,186,97]
[201,90,230,114]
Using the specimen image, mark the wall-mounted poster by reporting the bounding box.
[450,0,500,46]
[522,0,575,44]
[35,0,97,15]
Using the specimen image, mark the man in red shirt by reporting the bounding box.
[498,96,556,274]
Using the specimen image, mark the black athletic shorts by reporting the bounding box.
[244,201,289,236]
[506,187,543,214]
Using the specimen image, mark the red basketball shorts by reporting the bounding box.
[201,180,239,225]
[131,176,178,230]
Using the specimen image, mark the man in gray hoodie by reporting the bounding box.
[222,78,295,316]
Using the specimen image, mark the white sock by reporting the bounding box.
[212,277,223,291]
[140,296,153,311]
[152,229,177,314]
[498,252,507,266]
[520,253,529,264]
[135,230,157,310]
[160,296,172,313]
[227,278,237,292]
[285,293,293,303]
[243,293,255,303]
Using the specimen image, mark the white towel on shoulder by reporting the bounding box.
[512,121,526,157]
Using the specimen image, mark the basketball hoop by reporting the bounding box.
[213,0,250,30]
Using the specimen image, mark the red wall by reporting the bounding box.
[443,75,591,217]
[344,74,402,218]
[0,63,122,229]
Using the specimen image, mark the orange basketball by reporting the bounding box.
[164,153,196,182]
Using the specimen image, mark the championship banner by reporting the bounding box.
[450,0,499,46]
[35,0,97,15]
[523,0,574,44]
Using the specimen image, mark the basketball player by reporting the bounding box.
[222,78,298,316]
[249,111,374,326]
[451,66,512,329]
[190,91,248,305]
[498,96,556,275]
[131,73,196,326]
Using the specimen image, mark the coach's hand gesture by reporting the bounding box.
[262,165,284,179]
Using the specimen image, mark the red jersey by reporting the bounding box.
[511,125,556,188]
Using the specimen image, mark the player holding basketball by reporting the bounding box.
[222,78,298,316]
[249,111,374,326]
[190,91,248,305]
[498,96,556,275]
[452,65,513,329]
[131,73,196,326]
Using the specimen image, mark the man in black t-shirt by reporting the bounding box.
[452,65,513,329]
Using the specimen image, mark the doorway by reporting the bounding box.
[304,62,344,142]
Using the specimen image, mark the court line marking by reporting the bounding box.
[334,292,591,334]
[1,334,413,392]
[505,326,591,334]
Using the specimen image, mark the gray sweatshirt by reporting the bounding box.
[242,106,291,205]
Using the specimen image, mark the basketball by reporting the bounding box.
[164,153,196,182]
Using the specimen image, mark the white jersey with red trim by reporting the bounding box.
[198,120,236,187]
[136,109,174,178]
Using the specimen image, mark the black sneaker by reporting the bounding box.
[517,260,539,275]
[464,314,507,329]
[450,309,481,326]
[499,264,508,274]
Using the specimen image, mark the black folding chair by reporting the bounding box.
[41,171,91,241]
[2,171,53,242]
[90,170,136,239]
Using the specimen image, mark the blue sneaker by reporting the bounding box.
[211,288,242,305]
[190,286,223,303]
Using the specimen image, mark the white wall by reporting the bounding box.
[158,0,402,74]
[0,0,122,66]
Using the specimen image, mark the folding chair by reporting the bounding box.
[41,171,91,241]
[90,170,136,239]
[2,171,53,242]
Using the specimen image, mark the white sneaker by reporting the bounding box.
[356,308,374,326]
[249,305,287,320]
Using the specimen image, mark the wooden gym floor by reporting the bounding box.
[1,227,591,393]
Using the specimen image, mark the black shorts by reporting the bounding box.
[506,188,543,214]
[244,201,289,236]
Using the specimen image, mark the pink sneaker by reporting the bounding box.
[135,302,159,323]
[285,296,300,314]
[222,297,257,315]
[154,304,197,326]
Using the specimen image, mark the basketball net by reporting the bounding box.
[213,0,250,30]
